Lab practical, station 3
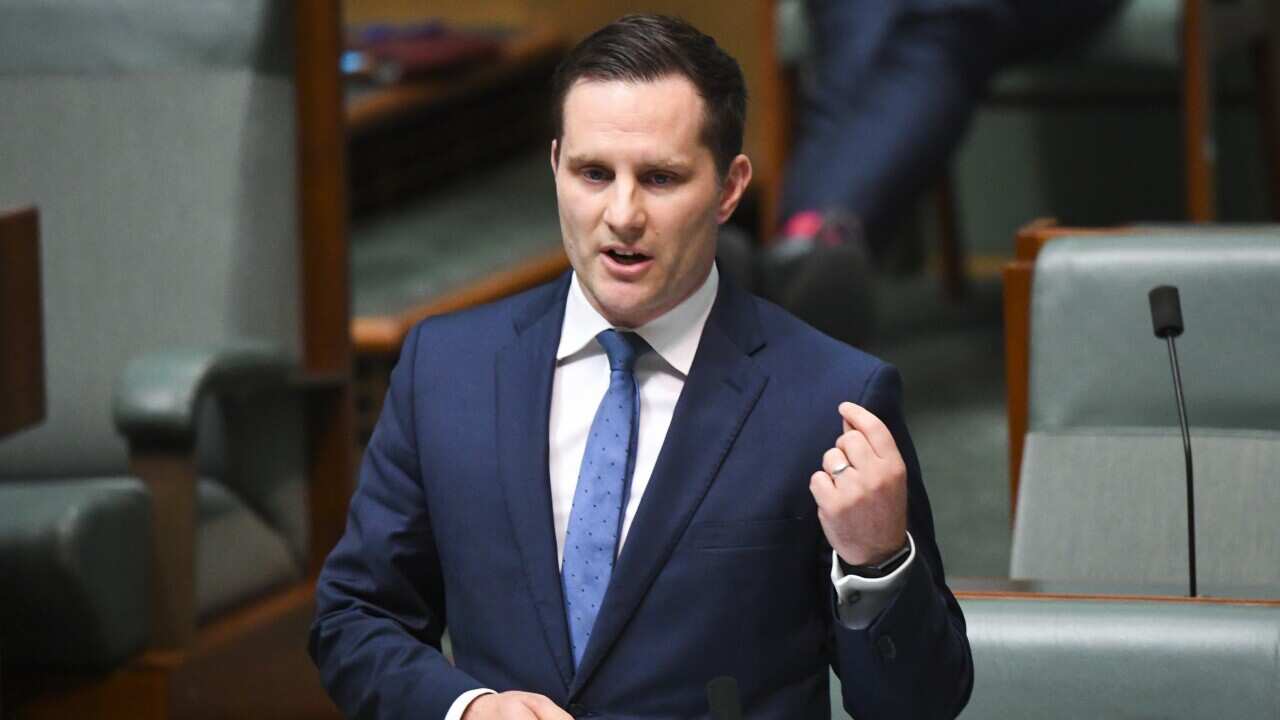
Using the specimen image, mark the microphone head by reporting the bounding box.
[1149,285,1184,338]
[706,676,743,720]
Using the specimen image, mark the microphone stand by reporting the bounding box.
[1163,335,1196,598]
[1150,284,1196,598]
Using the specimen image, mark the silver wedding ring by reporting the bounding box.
[829,462,851,476]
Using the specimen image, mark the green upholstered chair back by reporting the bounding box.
[0,1,308,559]
[1011,230,1280,588]
[958,597,1280,719]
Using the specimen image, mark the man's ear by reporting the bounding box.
[550,138,560,175]
[716,154,753,224]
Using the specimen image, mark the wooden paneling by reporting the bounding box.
[15,669,169,720]
[296,0,357,570]
[754,0,788,239]
[1182,0,1217,221]
[1002,252,1034,518]
[11,584,340,720]
[1256,1,1280,219]
[955,585,1280,607]
[128,450,199,650]
[935,177,967,299]
[346,0,529,27]
[296,0,352,379]
[0,205,45,440]
[164,584,340,719]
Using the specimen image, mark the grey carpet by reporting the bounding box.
[867,274,1011,578]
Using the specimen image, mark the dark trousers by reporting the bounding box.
[781,0,1125,243]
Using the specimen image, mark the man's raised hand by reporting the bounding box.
[808,402,908,566]
[462,692,574,720]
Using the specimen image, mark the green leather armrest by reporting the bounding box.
[112,344,294,444]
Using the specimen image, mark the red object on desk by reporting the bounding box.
[0,206,45,439]
[347,23,503,83]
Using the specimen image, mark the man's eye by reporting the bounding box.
[648,173,675,186]
[582,168,609,182]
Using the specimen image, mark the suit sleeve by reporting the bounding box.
[832,363,974,719]
[309,323,484,719]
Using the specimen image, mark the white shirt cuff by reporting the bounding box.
[830,532,916,630]
[444,688,496,720]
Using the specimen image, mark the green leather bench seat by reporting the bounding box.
[0,0,309,562]
[0,478,150,669]
[1013,429,1280,587]
[0,477,303,669]
[196,480,302,622]
[958,597,1280,718]
[0,1,288,73]
[1026,232,1280,434]
[1014,231,1280,588]
[0,0,311,673]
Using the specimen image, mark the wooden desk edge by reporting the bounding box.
[0,205,46,438]
[953,575,1280,607]
[352,247,569,355]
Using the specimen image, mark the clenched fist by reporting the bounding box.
[462,691,573,720]
[809,402,908,566]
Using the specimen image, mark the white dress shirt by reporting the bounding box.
[446,265,914,719]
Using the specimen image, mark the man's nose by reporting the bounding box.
[603,180,646,237]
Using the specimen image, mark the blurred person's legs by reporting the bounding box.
[780,1,1006,250]
[763,0,1123,346]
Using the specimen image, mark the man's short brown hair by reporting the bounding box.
[551,14,748,176]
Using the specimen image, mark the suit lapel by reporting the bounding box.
[569,279,769,697]
[495,276,575,692]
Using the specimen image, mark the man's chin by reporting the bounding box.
[592,290,664,329]
[596,303,654,329]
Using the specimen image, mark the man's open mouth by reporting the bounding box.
[605,248,651,265]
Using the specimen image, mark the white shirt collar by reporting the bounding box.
[557,264,719,376]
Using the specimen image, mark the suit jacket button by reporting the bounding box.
[877,634,897,662]
[569,702,591,717]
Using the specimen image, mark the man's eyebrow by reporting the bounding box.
[562,153,601,166]
[642,157,694,170]
[562,153,694,169]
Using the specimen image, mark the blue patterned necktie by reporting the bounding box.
[562,329,649,668]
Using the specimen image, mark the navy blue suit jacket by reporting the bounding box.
[310,273,972,719]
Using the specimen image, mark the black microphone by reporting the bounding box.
[706,676,743,720]
[1148,285,1196,597]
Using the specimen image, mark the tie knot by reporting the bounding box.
[596,329,649,373]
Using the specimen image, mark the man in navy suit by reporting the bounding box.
[311,15,972,719]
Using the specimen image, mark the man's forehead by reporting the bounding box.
[563,76,706,122]
[565,74,703,100]
[560,76,711,158]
